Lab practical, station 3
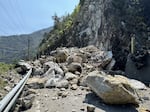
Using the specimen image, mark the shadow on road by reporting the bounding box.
[84,92,138,112]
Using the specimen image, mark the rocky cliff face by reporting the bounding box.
[39,0,150,70]
[75,0,150,47]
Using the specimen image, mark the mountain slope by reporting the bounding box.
[39,0,150,70]
[0,27,52,63]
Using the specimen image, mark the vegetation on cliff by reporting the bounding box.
[38,4,80,55]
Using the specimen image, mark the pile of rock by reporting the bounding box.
[15,45,149,111]
[15,45,114,91]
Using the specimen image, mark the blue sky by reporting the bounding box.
[0,0,79,36]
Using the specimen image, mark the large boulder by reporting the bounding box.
[18,94,35,111]
[16,61,32,73]
[86,71,139,105]
[43,68,55,79]
[32,67,44,76]
[43,61,56,72]
[45,78,69,89]
[90,51,113,68]
[27,77,47,89]
[68,62,82,74]
[56,79,69,89]
[65,72,78,81]
[81,45,98,53]
[45,78,60,88]
[43,61,64,80]
[67,55,83,64]
[43,61,64,76]
[18,61,32,70]
[51,49,68,63]
[15,67,24,74]
[32,60,41,67]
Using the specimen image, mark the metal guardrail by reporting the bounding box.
[0,69,32,112]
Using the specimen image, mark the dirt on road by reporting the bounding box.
[24,87,150,112]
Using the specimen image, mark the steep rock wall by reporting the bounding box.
[67,0,150,70]
[74,0,149,47]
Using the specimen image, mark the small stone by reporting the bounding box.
[80,86,85,90]
[65,72,77,80]
[41,55,46,59]
[138,107,150,112]
[75,71,81,76]
[56,80,69,89]
[4,86,11,91]
[62,92,68,98]
[70,78,78,85]
[72,109,76,112]
[87,105,95,112]
[27,77,46,89]
[83,63,94,69]
[57,92,63,96]
[21,99,33,110]
[86,87,91,91]
[71,84,78,90]
[45,94,48,97]
[10,79,14,83]
[27,89,37,95]
[36,93,40,96]
[45,109,49,112]
[60,88,66,91]
[52,97,57,100]
[80,108,85,111]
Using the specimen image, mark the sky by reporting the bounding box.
[0,0,79,36]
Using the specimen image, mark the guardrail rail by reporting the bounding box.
[0,69,32,112]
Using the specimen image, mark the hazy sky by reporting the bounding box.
[0,0,79,36]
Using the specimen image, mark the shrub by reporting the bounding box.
[0,63,13,75]
[0,78,7,89]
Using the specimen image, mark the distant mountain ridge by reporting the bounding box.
[0,27,52,63]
